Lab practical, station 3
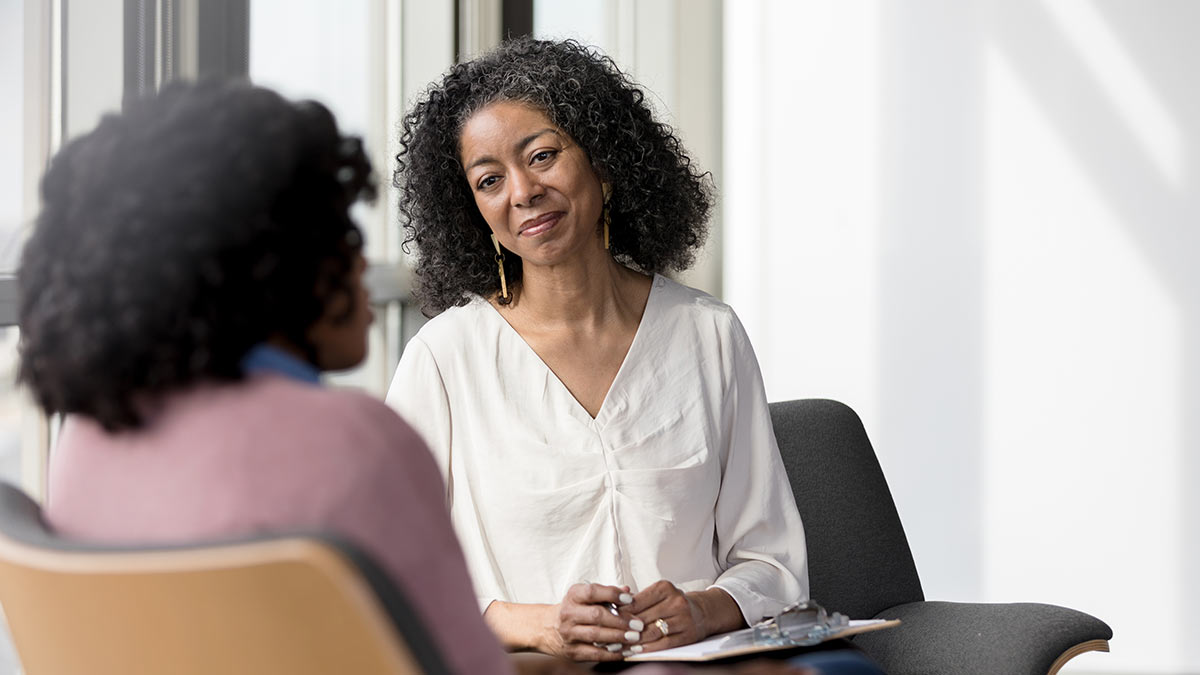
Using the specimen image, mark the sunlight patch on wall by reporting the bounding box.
[982,45,1182,674]
[1043,0,1182,187]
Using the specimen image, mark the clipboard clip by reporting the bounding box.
[748,600,850,647]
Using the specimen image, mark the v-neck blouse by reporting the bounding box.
[386,274,809,624]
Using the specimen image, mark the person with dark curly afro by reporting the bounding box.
[17,80,522,675]
[20,82,375,430]
[386,38,812,663]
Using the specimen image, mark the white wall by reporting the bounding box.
[725,1,1199,673]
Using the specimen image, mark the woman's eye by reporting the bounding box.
[477,175,500,190]
[531,150,556,164]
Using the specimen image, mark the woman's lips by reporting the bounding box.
[519,212,563,237]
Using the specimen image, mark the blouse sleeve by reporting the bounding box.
[708,311,810,624]
[386,336,500,614]
[386,336,454,492]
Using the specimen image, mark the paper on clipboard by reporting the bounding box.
[625,619,899,662]
[626,600,900,663]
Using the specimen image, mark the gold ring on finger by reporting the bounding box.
[654,618,670,637]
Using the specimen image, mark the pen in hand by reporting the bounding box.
[585,583,643,653]
[594,591,644,655]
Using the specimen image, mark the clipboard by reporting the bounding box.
[625,600,900,663]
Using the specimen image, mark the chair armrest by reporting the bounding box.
[851,600,1112,675]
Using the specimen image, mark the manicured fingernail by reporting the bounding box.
[629,619,645,631]
[624,630,640,642]
[630,645,644,654]
[607,643,622,652]
[622,649,634,657]
[618,592,633,604]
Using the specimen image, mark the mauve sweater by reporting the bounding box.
[47,373,512,675]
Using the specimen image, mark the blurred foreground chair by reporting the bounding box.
[0,482,449,675]
[771,399,1112,675]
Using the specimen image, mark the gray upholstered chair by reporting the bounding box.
[770,399,1112,675]
[0,482,451,675]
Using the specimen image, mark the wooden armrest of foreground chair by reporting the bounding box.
[770,399,1112,675]
[0,482,450,675]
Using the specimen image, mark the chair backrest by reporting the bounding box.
[770,399,924,619]
[0,482,450,675]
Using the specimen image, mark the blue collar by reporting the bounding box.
[240,344,321,385]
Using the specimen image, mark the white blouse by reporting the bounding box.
[385,274,808,624]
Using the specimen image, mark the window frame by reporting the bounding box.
[5,0,64,501]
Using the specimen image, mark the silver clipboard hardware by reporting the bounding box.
[718,600,851,650]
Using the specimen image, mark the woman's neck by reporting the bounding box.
[509,254,646,330]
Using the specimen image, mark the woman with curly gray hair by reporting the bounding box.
[387,38,811,663]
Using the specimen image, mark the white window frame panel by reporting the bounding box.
[10,0,69,502]
[458,0,502,60]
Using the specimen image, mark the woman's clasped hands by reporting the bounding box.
[540,582,641,661]
[545,580,742,661]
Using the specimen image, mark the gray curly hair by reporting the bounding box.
[395,37,713,315]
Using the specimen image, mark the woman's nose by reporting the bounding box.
[509,167,544,207]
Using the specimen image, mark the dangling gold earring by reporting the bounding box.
[601,183,612,250]
[490,234,510,303]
